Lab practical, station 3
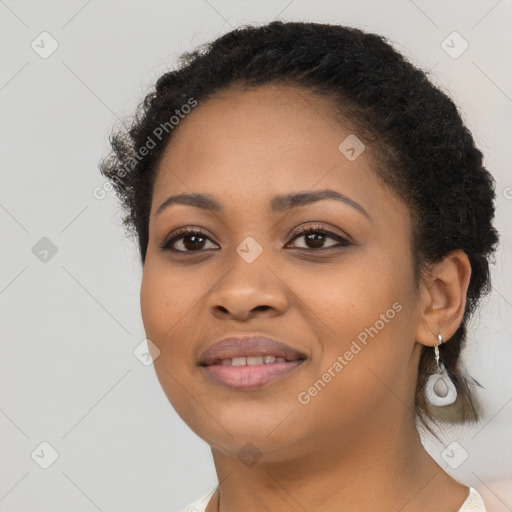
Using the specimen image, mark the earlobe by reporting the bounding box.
[415,250,472,347]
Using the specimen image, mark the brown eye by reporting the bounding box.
[287,226,351,250]
[160,228,218,252]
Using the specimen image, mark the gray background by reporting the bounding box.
[1,1,511,511]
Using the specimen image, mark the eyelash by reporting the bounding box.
[159,224,351,253]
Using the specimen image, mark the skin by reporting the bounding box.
[140,84,472,512]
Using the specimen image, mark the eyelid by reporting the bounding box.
[160,222,351,252]
[288,223,350,241]
[286,224,351,248]
[159,226,219,251]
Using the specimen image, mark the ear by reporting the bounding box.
[415,250,472,347]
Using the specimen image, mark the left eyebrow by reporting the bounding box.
[270,189,370,220]
[155,188,370,221]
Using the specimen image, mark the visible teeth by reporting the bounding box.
[217,354,282,366]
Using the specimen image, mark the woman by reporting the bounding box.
[100,20,499,512]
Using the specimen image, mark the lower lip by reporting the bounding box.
[201,360,305,391]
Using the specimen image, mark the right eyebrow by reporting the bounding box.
[155,193,222,216]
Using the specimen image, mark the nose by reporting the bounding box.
[206,251,288,321]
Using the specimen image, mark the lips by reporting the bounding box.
[199,336,307,367]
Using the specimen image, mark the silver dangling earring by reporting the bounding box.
[425,334,457,406]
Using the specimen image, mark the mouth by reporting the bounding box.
[198,335,308,391]
[201,358,307,391]
[203,354,305,366]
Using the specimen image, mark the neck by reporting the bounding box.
[206,411,468,512]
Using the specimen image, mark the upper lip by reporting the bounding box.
[199,336,308,366]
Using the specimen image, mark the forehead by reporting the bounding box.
[151,84,402,223]
[161,84,344,162]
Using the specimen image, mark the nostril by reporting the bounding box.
[254,305,271,311]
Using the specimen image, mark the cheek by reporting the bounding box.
[139,261,205,416]
[290,252,416,404]
[140,256,220,381]
[289,254,407,346]
[140,267,168,341]
[140,259,197,340]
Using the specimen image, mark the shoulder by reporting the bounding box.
[458,487,487,512]
[177,485,218,512]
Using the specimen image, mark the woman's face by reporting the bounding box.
[140,84,425,462]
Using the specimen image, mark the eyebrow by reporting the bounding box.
[155,189,370,220]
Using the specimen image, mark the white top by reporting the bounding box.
[179,484,487,512]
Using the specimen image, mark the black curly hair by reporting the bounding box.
[99,20,499,434]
